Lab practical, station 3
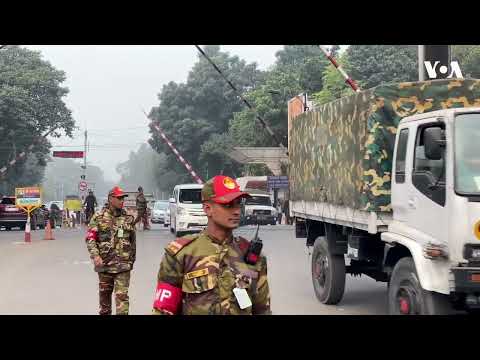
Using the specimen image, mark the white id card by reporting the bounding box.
[233,288,252,309]
[117,228,124,238]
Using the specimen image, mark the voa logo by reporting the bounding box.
[424,61,463,79]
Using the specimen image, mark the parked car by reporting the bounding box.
[151,200,169,224]
[0,196,47,230]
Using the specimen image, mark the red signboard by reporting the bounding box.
[53,151,84,158]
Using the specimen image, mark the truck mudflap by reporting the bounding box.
[381,231,451,295]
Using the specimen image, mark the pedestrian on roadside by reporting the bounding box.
[135,186,150,230]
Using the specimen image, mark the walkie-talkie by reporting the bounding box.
[245,224,263,265]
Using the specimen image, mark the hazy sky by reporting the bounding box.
[25,45,284,182]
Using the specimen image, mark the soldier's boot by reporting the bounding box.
[99,273,114,315]
[114,271,131,315]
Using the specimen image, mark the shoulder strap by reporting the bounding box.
[165,234,200,256]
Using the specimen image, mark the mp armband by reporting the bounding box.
[86,229,99,241]
[153,282,182,315]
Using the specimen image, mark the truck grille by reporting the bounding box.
[253,210,271,215]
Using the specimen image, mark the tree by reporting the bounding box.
[148,46,265,181]
[0,46,75,193]
[228,46,331,150]
[345,45,418,89]
[42,158,114,201]
[116,143,180,196]
[311,53,355,106]
[452,45,480,78]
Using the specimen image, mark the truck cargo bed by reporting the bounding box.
[291,200,392,234]
[289,79,480,213]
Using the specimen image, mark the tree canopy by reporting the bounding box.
[0,46,75,195]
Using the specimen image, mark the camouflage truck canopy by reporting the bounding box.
[289,79,480,212]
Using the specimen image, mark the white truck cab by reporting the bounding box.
[241,189,278,225]
[386,108,480,312]
[169,184,207,237]
[293,107,480,314]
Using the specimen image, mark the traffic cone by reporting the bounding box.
[44,220,54,240]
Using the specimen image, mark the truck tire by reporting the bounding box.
[311,236,346,305]
[388,257,453,315]
[170,216,174,234]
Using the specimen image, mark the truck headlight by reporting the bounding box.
[177,208,185,216]
[464,244,480,261]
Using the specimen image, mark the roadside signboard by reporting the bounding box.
[267,176,289,190]
[15,187,42,209]
[79,181,88,191]
[53,151,84,158]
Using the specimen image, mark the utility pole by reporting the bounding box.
[84,129,87,180]
[80,129,87,202]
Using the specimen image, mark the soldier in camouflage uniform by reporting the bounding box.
[86,186,136,315]
[135,186,150,230]
[152,175,271,315]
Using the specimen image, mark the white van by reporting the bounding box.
[169,184,207,237]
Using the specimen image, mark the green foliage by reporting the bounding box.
[41,158,114,201]
[346,45,418,89]
[311,54,354,105]
[452,45,480,78]
[0,46,75,193]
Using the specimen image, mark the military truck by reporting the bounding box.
[290,79,480,314]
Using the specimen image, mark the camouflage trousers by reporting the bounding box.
[98,271,131,315]
[135,209,150,230]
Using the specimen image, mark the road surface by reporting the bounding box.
[0,224,387,315]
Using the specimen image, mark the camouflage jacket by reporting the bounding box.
[136,193,147,210]
[153,231,271,315]
[86,207,136,273]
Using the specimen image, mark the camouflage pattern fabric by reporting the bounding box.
[135,208,150,229]
[289,78,480,212]
[98,271,131,315]
[86,207,136,273]
[136,193,147,210]
[152,231,271,315]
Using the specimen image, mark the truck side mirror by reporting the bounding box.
[423,127,443,160]
[169,197,175,203]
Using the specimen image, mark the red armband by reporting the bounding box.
[86,229,98,241]
[153,282,182,314]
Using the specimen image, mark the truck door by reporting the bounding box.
[404,118,449,244]
[392,126,412,222]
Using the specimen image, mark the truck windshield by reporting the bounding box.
[245,196,271,206]
[455,113,480,195]
[179,189,202,204]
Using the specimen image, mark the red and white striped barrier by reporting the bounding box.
[143,110,203,185]
[318,45,361,93]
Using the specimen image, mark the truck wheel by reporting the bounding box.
[388,257,453,315]
[311,236,346,305]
